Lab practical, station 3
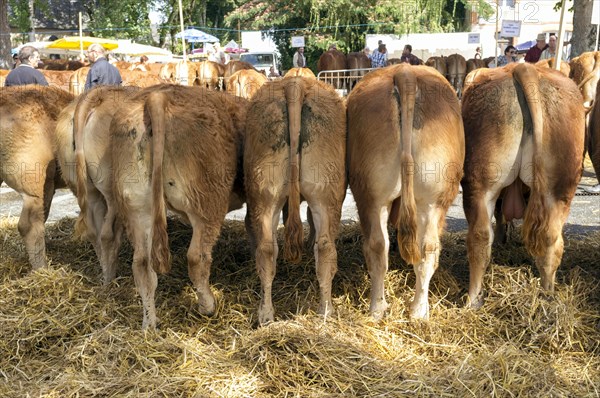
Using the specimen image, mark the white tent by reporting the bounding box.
[12,41,72,56]
[114,40,173,62]
[224,40,239,49]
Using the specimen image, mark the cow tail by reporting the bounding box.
[394,68,421,265]
[72,88,99,239]
[514,63,547,257]
[283,77,305,263]
[146,91,172,274]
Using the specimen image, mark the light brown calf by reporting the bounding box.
[0,86,74,269]
[111,85,248,329]
[226,69,268,99]
[347,64,464,320]
[244,77,347,324]
[461,63,585,308]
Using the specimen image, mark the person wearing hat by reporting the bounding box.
[5,46,48,86]
[524,33,548,63]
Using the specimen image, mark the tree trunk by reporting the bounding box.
[28,0,35,42]
[0,0,12,69]
[570,0,595,58]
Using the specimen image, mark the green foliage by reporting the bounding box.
[8,0,48,38]
[85,0,152,41]
[223,0,494,71]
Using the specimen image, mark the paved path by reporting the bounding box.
[2,176,599,237]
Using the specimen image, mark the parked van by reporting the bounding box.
[239,51,281,76]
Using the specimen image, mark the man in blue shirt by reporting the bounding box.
[84,44,122,90]
[369,43,388,68]
[5,46,48,87]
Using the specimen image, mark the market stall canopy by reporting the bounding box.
[515,40,535,52]
[47,36,119,51]
[224,40,239,49]
[11,41,62,55]
[114,40,172,57]
[175,28,219,43]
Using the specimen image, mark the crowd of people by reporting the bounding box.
[4,31,572,89]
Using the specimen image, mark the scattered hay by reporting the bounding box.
[0,216,598,397]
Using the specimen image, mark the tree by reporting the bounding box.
[224,0,493,71]
[154,0,236,52]
[0,0,12,69]
[569,0,596,58]
[82,0,153,42]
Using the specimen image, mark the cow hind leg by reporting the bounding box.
[360,204,390,319]
[533,200,569,291]
[187,217,223,316]
[464,192,495,309]
[307,200,341,318]
[129,216,158,329]
[18,194,47,270]
[254,207,281,325]
[87,189,107,272]
[410,206,444,320]
[99,202,123,284]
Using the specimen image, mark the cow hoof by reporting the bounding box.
[467,293,485,310]
[369,300,389,321]
[258,306,274,326]
[318,301,335,318]
[197,293,216,316]
[409,302,429,320]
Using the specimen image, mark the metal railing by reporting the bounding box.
[316,67,377,95]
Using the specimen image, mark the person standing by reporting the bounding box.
[84,44,122,91]
[369,43,388,68]
[539,35,567,61]
[474,47,482,60]
[400,44,420,65]
[293,47,306,68]
[493,45,518,67]
[524,33,548,63]
[4,46,48,87]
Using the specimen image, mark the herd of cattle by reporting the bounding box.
[0,48,599,329]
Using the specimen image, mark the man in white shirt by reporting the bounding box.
[293,47,306,68]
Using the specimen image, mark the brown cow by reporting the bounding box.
[425,56,447,77]
[446,53,467,97]
[569,51,600,108]
[347,64,464,320]
[283,67,316,79]
[347,51,371,92]
[0,69,10,87]
[69,67,89,95]
[586,79,600,193]
[222,60,256,88]
[466,58,486,74]
[536,58,570,77]
[68,68,162,95]
[0,86,75,269]
[40,70,75,92]
[55,86,140,283]
[244,77,346,324]
[196,60,225,89]
[41,59,85,71]
[226,69,268,99]
[386,58,403,65]
[158,60,198,86]
[461,63,585,308]
[111,85,248,328]
[317,48,347,89]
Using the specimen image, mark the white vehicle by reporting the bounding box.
[239,51,281,75]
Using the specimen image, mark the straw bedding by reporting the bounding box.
[0,215,598,397]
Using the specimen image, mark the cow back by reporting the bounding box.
[226,69,268,99]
